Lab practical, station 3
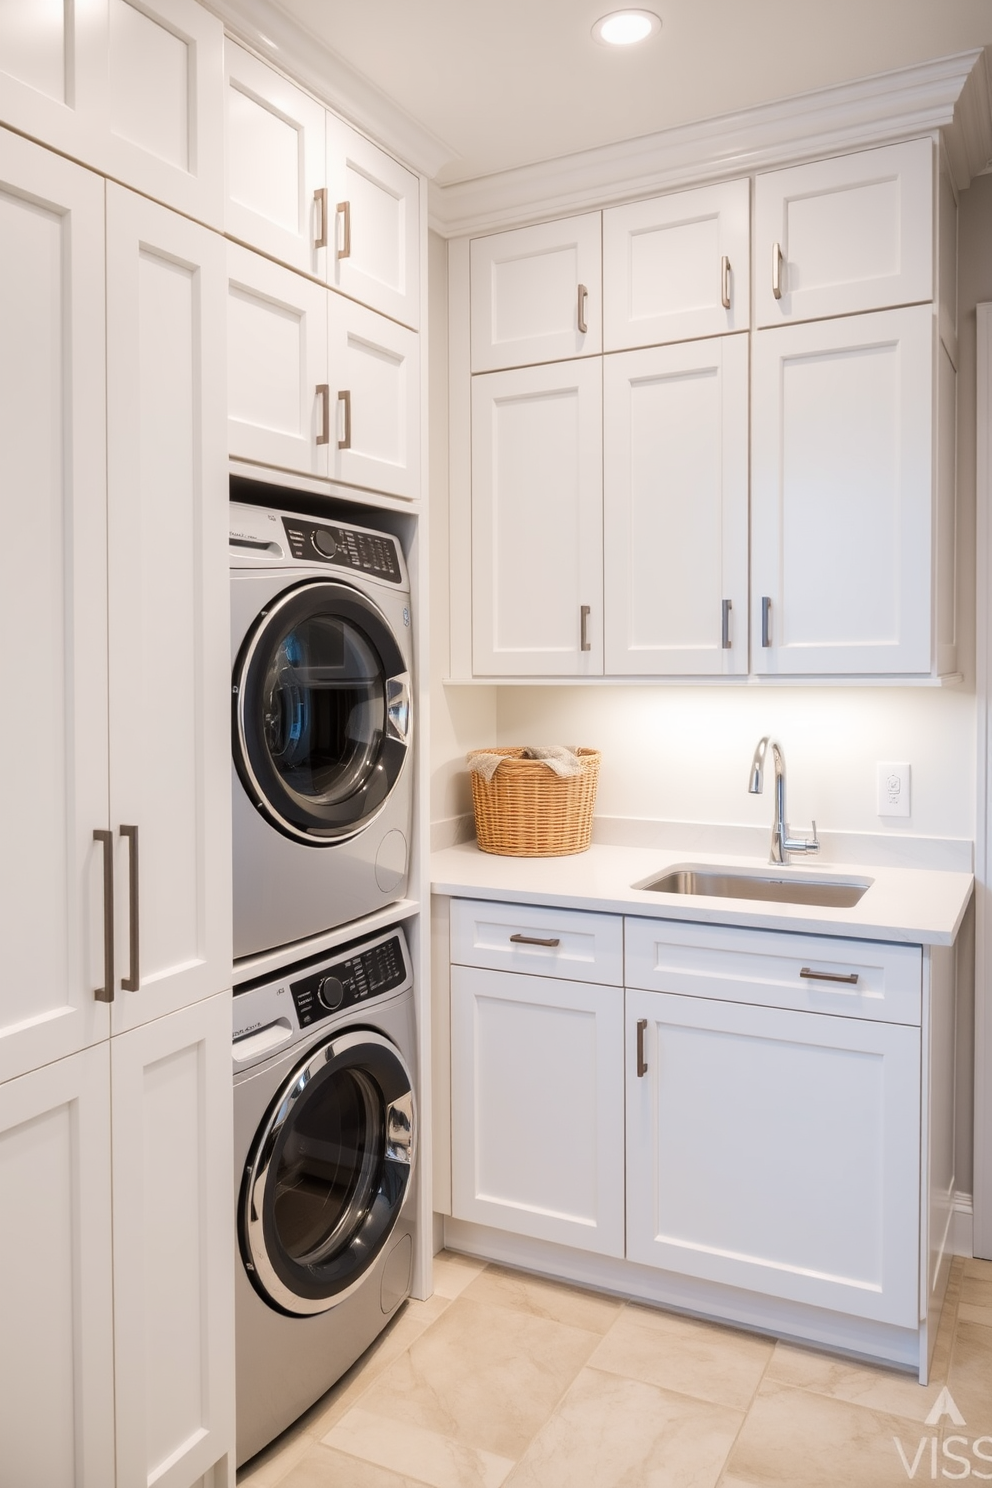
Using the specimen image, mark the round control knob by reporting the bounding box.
[312,529,337,559]
[316,976,345,1012]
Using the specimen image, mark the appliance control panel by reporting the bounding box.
[282,517,402,584]
[289,932,408,1029]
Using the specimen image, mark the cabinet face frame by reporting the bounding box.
[107,186,232,1033]
[603,333,749,675]
[603,178,751,350]
[471,357,604,676]
[451,964,625,1255]
[751,303,934,677]
[470,212,602,371]
[0,130,111,1083]
[754,137,934,328]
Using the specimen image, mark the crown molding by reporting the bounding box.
[200,0,456,178]
[429,48,992,239]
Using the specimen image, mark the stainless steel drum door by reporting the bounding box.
[240,1029,415,1316]
[233,579,411,844]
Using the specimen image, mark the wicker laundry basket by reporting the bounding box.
[467,747,601,857]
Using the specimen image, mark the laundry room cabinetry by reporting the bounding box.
[0,0,224,228]
[224,41,420,328]
[227,243,420,499]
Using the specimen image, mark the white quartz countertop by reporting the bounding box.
[431,842,974,946]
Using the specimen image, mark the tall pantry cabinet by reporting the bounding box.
[0,1,234,1483]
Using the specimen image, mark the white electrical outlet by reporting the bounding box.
[877,762,911,818]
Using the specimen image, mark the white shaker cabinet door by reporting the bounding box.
[0,0,105,164]
[326,113,420,330]
[0,1046,116,1488]
[451,966,625,1256]
[107,187,232,1035]
[604,334,749,675]
[626,990,921,1327]
[0,131,111,1084]
[751,305,933,676]
[227,242,330,477]
[754,138,933,328]
[327,294,421,500]
[603,178,750,349]
[224,40,327,277]
[470,212,602,371]
[472,358,603,676]
[112,992,235,1488]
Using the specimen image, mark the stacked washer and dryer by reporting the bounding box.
[229,499,420,1466]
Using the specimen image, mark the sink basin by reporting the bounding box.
[635,865,873,909]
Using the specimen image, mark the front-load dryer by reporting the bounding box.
[230,501,413,961]
[233,924,417,1466]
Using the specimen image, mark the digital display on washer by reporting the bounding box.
[281,518,402,584]
[290,933,408,1027]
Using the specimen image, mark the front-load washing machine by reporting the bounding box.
[233,924,417,1467]
[230,500,413,961]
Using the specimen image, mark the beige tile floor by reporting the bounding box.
[237,1253,992,1488]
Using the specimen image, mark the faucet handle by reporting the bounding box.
[806,820,821,854]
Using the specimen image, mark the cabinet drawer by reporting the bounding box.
[624,917,922,1025]
[451,899,623,985]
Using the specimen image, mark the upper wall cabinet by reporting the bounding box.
[603,179,750,349]
[0,0,224,227]
[471,213,602,371]
[224,41,326,277]
[754,138,933,328]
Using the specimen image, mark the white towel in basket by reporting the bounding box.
[467,746,583,783]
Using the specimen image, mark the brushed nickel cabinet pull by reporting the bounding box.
[636,1018,648,1078]
[721,598,732,649]
[772,241,784,300]
[800,967,860,985]
[93,829,114,1003]
[120,824,140,992]
[337,200,351,259]
[577,283,588,335]
[509,933,561,947]
[313,187,328,249]
[338,388,352,450]
[761,596,772,648]
[721,255,731,310]
[580,604,591,652]
[316,384,330,445]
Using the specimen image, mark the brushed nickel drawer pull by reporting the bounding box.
[800,967,860,985]
[772,241,784,300]
[761,595,772,648]
[577,283,588,335]
[337,200,351,259]
[721,598,732,649]
[338,388,352,450]
[509,933,560,947]
[314,187,328,250]
[721,254,731,310]
[120,824,140,992]
[93,829,114,1003]
[636,1018,648,1077]
[316,384,330,445]
[580,604,591,652]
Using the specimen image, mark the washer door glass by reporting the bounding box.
[234,580,411,843]
[241,1029,415,1316]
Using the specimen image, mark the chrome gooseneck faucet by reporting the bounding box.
[748,736,820,865]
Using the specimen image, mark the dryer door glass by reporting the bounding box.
[241,1029,415,1316]
[234,580,410,843]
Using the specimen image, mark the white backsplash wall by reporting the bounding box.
[496,685,977,850]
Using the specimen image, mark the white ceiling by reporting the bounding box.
[271,0,992,185]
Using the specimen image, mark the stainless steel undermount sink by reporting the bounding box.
[634,866,873,909]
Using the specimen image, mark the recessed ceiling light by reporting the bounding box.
[592,10,661,46]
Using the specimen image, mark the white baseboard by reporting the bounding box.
[951,1191,975,1257]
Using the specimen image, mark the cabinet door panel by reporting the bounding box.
[604,335,748,674]
[472,358,603,675]
[107,187,232,1033]
[626,990,920,1326]
[0,131,110,1082]
[755,139,933,327]
[326,114,420,329]
[604,179,750,349]
[224,41,326,276]
[227,243,329,476]
[0,0,105,164]
[0,1046,115,1488]
[327,294,420,499]
[471,213,602,371]
[451,966,624,1255]
[112,992,235,1488]
[751,305,933,675]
